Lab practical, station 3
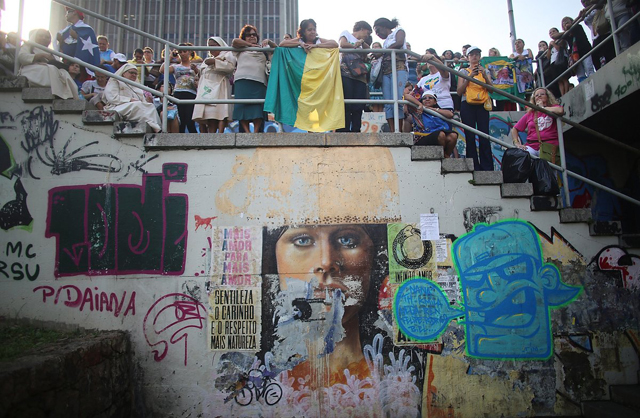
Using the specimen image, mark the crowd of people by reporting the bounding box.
[4,2,639,161]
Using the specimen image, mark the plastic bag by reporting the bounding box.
[530,159,560,196]
[502,148,532,183]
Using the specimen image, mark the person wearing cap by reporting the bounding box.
[112,53,128,72]
[407,91,458,158]
[457,45,494,171]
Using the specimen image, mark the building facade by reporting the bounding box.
[52,0,298,57]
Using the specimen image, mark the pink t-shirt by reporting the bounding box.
[513,104,562,151]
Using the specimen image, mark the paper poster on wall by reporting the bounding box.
[209,226,263,286]
[420,213,440,241]
[361,112,387,133]
[209,286,261,351]
[387,223,437,283]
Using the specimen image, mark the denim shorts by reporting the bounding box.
[382,70,408,120]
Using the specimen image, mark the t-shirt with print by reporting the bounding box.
[417,71,454,109]
[513,104,562,151]
[172,64,197,94]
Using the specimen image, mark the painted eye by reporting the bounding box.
[337,235,358,248]
[292,236,313,246]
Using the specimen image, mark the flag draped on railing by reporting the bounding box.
[481,56,522,101]
[264,47,344,132]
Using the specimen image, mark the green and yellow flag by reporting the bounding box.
[264,47,345,132]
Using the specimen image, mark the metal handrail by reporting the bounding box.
[13,0,640,208]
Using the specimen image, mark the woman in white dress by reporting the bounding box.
[192,36,236,133]
[18,29,78,99]
[103,63,161,133]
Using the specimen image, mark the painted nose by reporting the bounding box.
[314,240,341,285]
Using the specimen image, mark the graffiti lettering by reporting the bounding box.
[19,106,57,154]
[0,241,39,280]
[614,80,633,99]
[590,84,612,113]
[33,285,136,317]
[45,163,188,277]
[143,293,207,366]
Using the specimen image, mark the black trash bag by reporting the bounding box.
[530,159,560,196]
[501,148,532,183]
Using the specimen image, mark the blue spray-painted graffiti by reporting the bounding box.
[394,278,463,341]
[452,220,582,359]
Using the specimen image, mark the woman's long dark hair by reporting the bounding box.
[373,17,399,30]
[297,19,318,43]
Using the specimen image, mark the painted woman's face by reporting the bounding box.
[275,225,374,322]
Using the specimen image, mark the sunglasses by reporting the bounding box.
[246,33,258,37]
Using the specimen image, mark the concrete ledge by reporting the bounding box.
[441,158,474,173]
[22,87,54,102]
[501,183,533,197]
[236,132,324,147]
[559,208,592,223]
[52,99,88,114]
[82,110,120,124]
[0,76,28,91]
[589,221,622,236]
[581,400,640,418]
[473,171,503,185]
[619,234,640,249]
[530,196,559,211]
[411,146,443,161]
[325,132,413,146]
[145,133,236,149]
[114,121,151,137]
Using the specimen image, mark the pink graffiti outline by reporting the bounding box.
[127,211,150,255]
[62,243,85,267]
[143,293,206,366]
[45,164,189,276]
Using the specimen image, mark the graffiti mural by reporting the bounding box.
[45,163,188,277]
[594,246,640,289]
[143,293,207,366]
[0,135,33,230]
[452,220,582,359]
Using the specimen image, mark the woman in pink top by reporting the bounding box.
[511,87,564,157]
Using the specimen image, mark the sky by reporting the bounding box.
[299,0,585,57]
[1,0,585,58]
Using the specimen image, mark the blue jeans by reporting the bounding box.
[382,70,407,121]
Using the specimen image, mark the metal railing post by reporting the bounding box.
[556,119,571,207]
[162,43,170,132]
[14,0,25,75]
[391,50,399,133]
[538,58,546,89]
[607,0,621,56]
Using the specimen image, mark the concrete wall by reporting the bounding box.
[1,91,639,417]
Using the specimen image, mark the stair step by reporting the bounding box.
[144,133,235,149]
[611,385,640,411]
[473,170,503,185]
[52,99,88,114]
[114,121,151,137]
[559,208,592,223]
[530,195,560,211]
[0,76,28,91]
[619,234,640,249]
[501,183,533,198]
[589,221,622,236]
[411,146,443,161]
[441,158,474,173]
[582,400,640,418]
[83,110,121,124]
[22,87,54,102]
